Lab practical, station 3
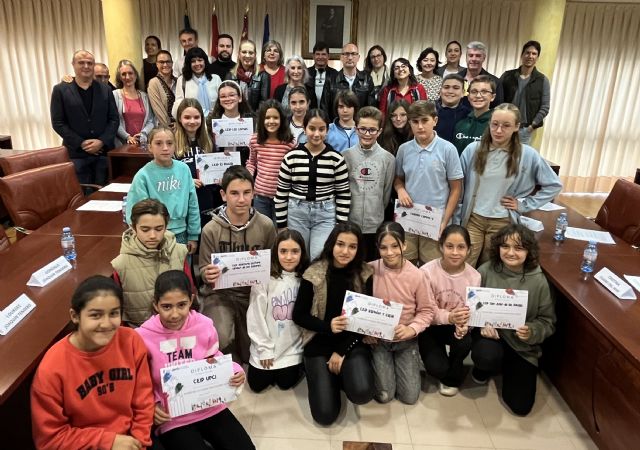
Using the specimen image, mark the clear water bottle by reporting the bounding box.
[139,133,148,151]
[122,195,128,223]
[580,240,598,279]
[553,212,568,243]
[61,227,77,269]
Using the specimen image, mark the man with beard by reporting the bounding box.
[211,34,237,80]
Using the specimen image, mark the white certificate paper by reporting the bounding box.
[195,152,241,185]
[394,200,443,240]
[76,200,123,212]
[160,356,236,418]
[564,227,616,244]
[466,287,528,330]
[342,290,403,340]
[211,249,271,290]
[210,117,254,147]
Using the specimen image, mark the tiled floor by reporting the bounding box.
[229,370,598,450]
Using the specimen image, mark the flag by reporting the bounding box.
[241,6,249,41]
[183,1,191,30]
[210,10,219,58]
[262,14,270,47]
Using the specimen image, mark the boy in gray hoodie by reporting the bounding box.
[343,106,395,260]
[199,165,276,363]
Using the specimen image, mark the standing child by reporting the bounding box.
[369,222,435,404]
[126,126,201,251]
[31,276,154,450]
[112,198,192,327]
[394,100,463,265]
[419,225,480,396]
[247,100,296,223]
[471,224,556,416]
[293,222,375,425]
[275,108,351,260]
[326,90,360,152]
[137,270,255,450]
[246,229,309,392]
[288,86,310,145]
[343,106,395,260]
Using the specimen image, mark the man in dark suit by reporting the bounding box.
[307,42,338,114]
[50,50,118,186]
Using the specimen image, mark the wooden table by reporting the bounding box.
[108,144,151,182]
[528,204,640,450]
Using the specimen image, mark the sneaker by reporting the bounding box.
[439,383,459,396]
[471,367,489,385]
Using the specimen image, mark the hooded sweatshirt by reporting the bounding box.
[112,229,189,326]
[136,311,244,435]
[478,262,556,366]
[452,109,492,155]
[198,206,277,299]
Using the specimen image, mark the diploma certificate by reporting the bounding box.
[394,200,443,240]
[210,117,254,147]
[196,152,241,186]
[342,290,403,340]
[211,249,271,290]
[466,287,528,330]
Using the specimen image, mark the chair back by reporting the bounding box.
[0,162,84,231]
[0,226,10,252]
[0,146,69,175]
[595,178,640,246]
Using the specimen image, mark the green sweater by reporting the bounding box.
[478,262,556,366]
[453,109,492,155]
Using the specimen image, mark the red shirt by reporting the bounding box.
[379,83,428,117]
[268,66,286,99]
[123,95,145,136]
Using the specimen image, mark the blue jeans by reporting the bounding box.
[519,126,532,145]
[253,194,276,225]
[287,198,335,260]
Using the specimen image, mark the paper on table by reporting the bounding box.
[537,202,566,212]
[565,227,616,244]
[624,275,640,293]
[99,183,131,193]
[519,216,544,232]
[594,268,636,300]
[76,200,123,212]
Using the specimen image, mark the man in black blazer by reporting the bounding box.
[50,50,118,186]
[307,42,338,114]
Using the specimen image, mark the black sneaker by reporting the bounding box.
[471,367,489,385]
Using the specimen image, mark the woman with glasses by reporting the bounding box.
[229,39,258,101]
[274,55,318,113]
[172,47,222,119]
[378,58,427,117]
[364,45,389,103]
[248,40,286,111]
[416,47,443,101]
[113,60,155,146]
[436,40,465,77]
[457,103,562,267]
[148,50,177,128]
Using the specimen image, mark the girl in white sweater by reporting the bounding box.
[246,229,309,392]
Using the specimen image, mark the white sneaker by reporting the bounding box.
[439,383,459,396]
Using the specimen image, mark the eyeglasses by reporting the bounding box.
[342,52,359,57]
[157,60,173,65]
[370,53,383,59]
[356,127,380,135]
[469,89,493,97]
[266,48,280,54]
[393,64,408,71]
[490,122,515,131]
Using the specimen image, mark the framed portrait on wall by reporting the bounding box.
[302,0,359,59]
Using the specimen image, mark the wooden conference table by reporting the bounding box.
[108,144,151,182]
[528,205,640,450]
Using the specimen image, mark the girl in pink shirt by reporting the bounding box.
[419,224,480,396]
[368,222,435,404]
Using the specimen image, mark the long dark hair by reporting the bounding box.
[318,222,366,286]
[209,80,254,120]
[183,47,214,81]
[364,45,387,72]
[489,224,539,278]
[388,58,418,88]
[271,229,309,278]
[257,100,294,144]
[378,100,411,156]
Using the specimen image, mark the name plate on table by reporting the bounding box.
[394,201,443,240]
[196,152,241,186]
[210,250,270,290]
[466,287,528,330]
[27,256,72,287]
[595,268,637,300]
[0,294,36,335]
[160,355,237,418]
[342,290,403,340]
[211,117,253,147]
[519,216,544,232]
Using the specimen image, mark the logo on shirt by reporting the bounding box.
[156,175,182,192]
[75,367,134,400]
[352,160,384,193]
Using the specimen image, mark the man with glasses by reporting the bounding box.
[453,75,496,155]
[147,50,177,127]
[308,42,338,111]
[500,40,550,144]
[323,43,375,120]
[458,42,503,108]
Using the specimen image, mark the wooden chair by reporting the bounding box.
[594,178,640,246]
[0,226,10,252]
[0,146,69,175]
[0,162,85,239]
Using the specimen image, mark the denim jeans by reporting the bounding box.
[287,198,336,260]
[253,194,276,225]
[371,338,421,404]
[519,126,532,145]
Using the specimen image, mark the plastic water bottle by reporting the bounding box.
[122,195,128,223]
[553,212,568,243]
[580,241,598,280]
[139,133,148,151]
[61,227,77,269]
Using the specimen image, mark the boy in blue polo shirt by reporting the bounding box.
[394,100,463,265]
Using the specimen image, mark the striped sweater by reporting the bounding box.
[274,143,351,227]
[247,134,296,198]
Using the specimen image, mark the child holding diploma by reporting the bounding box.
[368,222,435,404]
[31,276,154,450]
[137,270,255,450]
[246,229,309,392]
[292,222,375,425]
[419,224,480,396]
[126,126,200,251]
[247,100,296,223]
[470,224,556,416]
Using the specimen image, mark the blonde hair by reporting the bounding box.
[174,98,212,157]
[473,103,522,177]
